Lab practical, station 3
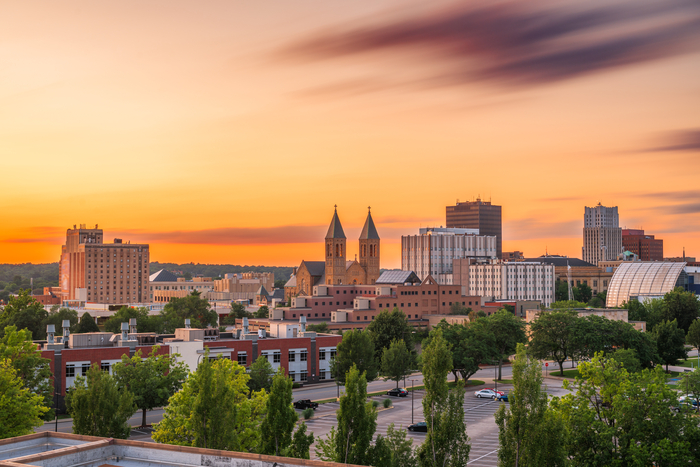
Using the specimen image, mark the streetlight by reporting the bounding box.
[54,391,60,432]
[410,379,416,424]
[494,365,498,393]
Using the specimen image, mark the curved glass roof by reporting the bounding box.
[606,262,686,307]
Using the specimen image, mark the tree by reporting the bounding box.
[331,329,378,384]
[366,308,414,360]
[588,290,607,308]
[248,355,274,394]
[687,318,700,353]
[495,344,567,467]
[549,300,587,309]
[42,307,79,334]
[260,368,297,457]
[289,422,314,459]
[681,370,700,407]
[335,365,378,464]
[554,280,569,302]
[0,289,48,339]
[573,283,592,303]
[485,310,527,380]
[74,312,100,333]
[653,319,687,372]
[254,305,270,319]
[0,359,49,439]
[153,353,267,452]
[663,287,700,334]
[449,302,470,315]
[380,423,416,467]
[226,302,251,323]
[609,348,641,373]
[112,346,188,428]
[0,326,54,419]
[104,306,149,334]
[159,291,218,333]
[529,310,579,376]
[306,322,329,333]
[554,353,700,465]
[66,364,136,439]
[381,339,412,388]
[417,329,470,467]
[436,320,497,384]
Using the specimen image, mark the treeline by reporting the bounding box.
[0,263,59,303]
[148,262,293,282]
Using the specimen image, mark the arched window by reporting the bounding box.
[327,244,331,257]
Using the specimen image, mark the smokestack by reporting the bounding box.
[243,317,249,334]
[47,325,55,344]
[300,315,307,333]
[121,322,129,341]
[62,320,71,339]
[129,318,137,334]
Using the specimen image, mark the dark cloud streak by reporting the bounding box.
[282,0,700,87]
[645,129,700,153]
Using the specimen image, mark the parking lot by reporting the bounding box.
[303,384,515,467]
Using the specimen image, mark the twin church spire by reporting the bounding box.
[324,206,381,285]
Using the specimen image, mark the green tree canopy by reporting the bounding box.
[653,319,687,371]
[549,300,588,309]
[554,280,569,302]
[74,312,100,333]
[306,322,329,333]
[254,305,269,319]
[496,344,567,467]
[485,310,527,380]
[687,318,700,351]
[260,368,297,457]
[248,355,274,394]
[335,365,378,464]
[381,338,413,388]
[0,359,49,439]
[153,353,267,451]
[289,422,314,459]
[66,364,136,439]
[0,326,54,419]
[112,346,188,428]
[435,320,497,384]
[159,291,218,333]
[573,283,593,303]
[529,310,579,376]
[104,306,151,334]
[554,353,700,465]
[331,329,378,384]
[662,287,700,334]
[42,307,79,335]
[609,348,641,373]
[225,302,251,323]
[366,308,414,360]
[0,289,48,339]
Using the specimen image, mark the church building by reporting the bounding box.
[291,207,381,296]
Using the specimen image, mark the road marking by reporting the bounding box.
[467,448,499,464]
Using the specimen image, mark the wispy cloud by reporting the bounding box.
[504,218,580,240]
[644,129,700,153]
[282,0,700,88]
[117,226,326,245]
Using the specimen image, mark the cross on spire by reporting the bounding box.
[368,206,371,212]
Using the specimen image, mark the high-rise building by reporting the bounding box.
[582,203,623,265]
[401,227,497,283]
[622,229,663,261]
[59,224,150,304]
[446,198,502,258]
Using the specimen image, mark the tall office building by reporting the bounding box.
[582,203,623,265]
[59,225,150,304]
[401,227,497,283]
[622,229,663,261]
[446,198,502,258]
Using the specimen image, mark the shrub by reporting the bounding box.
[383,398,392,408]
[302,408,314,419]
[292,382,303,389]
[372,400,380,408]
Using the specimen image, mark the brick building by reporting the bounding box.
[622,229,663,261]
[59,225,149,305]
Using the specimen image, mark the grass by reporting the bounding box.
[675,359,700,369]
[549,369,581,379]
[405,380,485,392]
[495,379,513,384]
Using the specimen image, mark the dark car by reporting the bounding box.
[387,388,409,397]
[497,392,509,402]
[408,421,428,432]
[293,399,318,410]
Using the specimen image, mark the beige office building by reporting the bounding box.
[582,203,623,265]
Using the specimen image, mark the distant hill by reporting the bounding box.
[148,262,294,282]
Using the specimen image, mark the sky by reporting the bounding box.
[1,0,699,269]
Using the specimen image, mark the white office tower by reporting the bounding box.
[582,203,623,265]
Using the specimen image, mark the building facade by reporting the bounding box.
[622,229,663,261]
[582,203,623,265]
[522,256,613,297]
[401,227,497,283]
[59,225,149,305]
[452,259,556,306]
[446,198,503,258]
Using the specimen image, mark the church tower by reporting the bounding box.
[359,207,381,284]
[325,206,347,285]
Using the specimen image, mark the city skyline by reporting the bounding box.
[1,0,699,267]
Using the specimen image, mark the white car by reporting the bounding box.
[474,389,498,399]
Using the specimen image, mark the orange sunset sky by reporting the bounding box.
[1,0,699,269]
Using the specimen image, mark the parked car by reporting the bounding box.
[673,397,700,412]
[408,421,428,432]
[496,392,509,402]
[387,388,409,397]
[474,389,498,399]
[293,399,319,410]
[484,388,505,396]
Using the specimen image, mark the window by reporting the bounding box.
[273,352,281,363]
[238,353,247,365]
[330,350,337,359]
[300,351,308,362]
[320,371,326,380]
[300,371,308,382]
[442,291,445,294]
[101,363,110,372]
[289,372,296,382]
[319,350,326,360]
[289,351,296,362]
[364,316,368,320]
[66,365,75,378]
[82,363,90,376]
